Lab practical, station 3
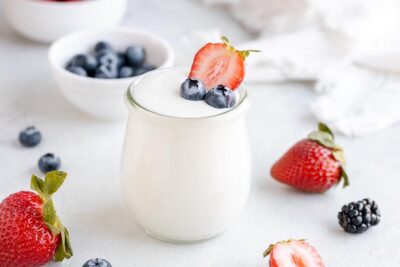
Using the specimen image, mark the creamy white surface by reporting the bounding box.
[131,68,239,118]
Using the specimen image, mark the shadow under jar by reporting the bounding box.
[120,68,252,243]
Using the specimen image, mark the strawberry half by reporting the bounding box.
[0,171,73,267]
[189,36,258,90]
[270,123,349,193]
[264,239,325,267]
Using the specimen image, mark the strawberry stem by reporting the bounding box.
[263,239,307,258]
[31,171,73,262]
[221,36,260,60]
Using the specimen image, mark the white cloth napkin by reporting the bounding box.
[312,56,400,136]
[194,0,400,136]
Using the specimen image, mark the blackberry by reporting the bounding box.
[338,198,381,234]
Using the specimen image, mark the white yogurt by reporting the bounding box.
[120,67,252,242]
[131,68,239,118]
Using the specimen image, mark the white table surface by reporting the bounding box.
[1,1,400,266]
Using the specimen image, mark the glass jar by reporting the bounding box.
[120,68,252,243]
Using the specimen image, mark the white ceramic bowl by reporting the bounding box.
[3,0,127,43]
[48,28,175,122]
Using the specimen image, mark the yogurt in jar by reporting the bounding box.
[120,67,252,242]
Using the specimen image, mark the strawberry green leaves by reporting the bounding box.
[308,123,349,188]
[30,171,73,262]
[221,36,260,60]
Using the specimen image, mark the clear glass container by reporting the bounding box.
[120,68,252,243]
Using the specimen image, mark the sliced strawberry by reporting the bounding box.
[189,37,257,90]
[264,240,325,267]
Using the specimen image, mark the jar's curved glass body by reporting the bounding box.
[120,70,252,243]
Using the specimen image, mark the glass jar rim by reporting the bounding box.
[125,67,250,121]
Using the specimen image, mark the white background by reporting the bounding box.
[0,0,399,266]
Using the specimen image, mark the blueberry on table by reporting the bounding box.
[205,85,236,108]
[67,66,88,77]
[82,258,112,267]
[126,45,146,66]
[94,41,113,54]
[19,126,41,147]
[119,66,135,78]
[95,64,118,79]
[134,63,156,76]
[180,78,206,101]
[38,153,61,173]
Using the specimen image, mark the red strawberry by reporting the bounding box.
[189,36,258,90]
[264,239,325,267]
[270,123,349,193]
[0,171,73,267]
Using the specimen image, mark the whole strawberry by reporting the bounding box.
[0,171,73,267]
[271,123,349,193]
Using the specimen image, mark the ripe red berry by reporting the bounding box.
[270,123,349,193]
[189,36,258,90]
[264,239,325,267]
[0,171,73,267]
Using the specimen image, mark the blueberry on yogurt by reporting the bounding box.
[180,78,206,101]
[205,85,236,109]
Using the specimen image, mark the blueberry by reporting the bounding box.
[134,63,156,76]
[180,78,206,101]
[19,126,41,147]
[95,65,118,79]
[119,66,135,78]
[84,55,98,73]
[68,54,98,73]
[94,41,113,54]
[117,52,126,68]
[82,258,112,267]
[205,85,236,108]
[126,45,146,66]
[67,66,87,77]
[67,54,86,67]
[96,52,119,67]
[38,153,61,173]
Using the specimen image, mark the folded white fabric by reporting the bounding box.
[312,56,400,136]
[238,27,346,82]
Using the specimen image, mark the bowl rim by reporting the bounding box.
[11,0,112,7]
[48,27,175,86]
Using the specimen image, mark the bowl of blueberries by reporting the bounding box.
[3,0,127,43]
[48,28,175,121]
